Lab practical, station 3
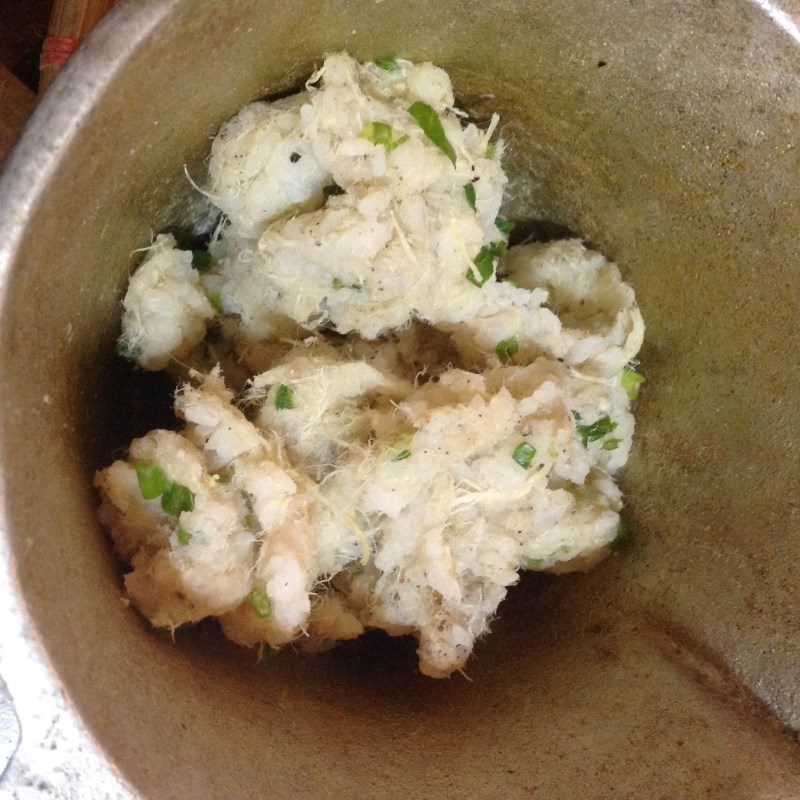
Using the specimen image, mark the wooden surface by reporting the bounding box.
[0,0,51,166]
[47,0,114,36]
[0,63,35,166]
[0,0,116,166]
[0,0,53,89]
[0,0,115,97]
[40,0,116,90]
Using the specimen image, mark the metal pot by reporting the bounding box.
[1,1,799,797]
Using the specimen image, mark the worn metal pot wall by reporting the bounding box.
[1,1,799,797]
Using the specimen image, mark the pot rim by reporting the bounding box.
[0,0,179,294]
[0,3,179,796]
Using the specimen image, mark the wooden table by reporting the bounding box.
[0,64,35,165]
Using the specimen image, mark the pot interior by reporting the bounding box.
[1,1,799,797]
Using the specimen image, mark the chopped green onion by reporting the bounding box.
[386,134,409,153]
[390,433,412,461]
[191,250,214,272]
[250,590,272,618]
[512,442,536,469]
[576,415,618,446]
[255,642,279,663]
[116,339,141,360]
[135,461,171,500]
[332,277,362,292]
[215,467,233,484]
[495,336,518,363]
[467,251,494,287]
[177,527,192,546]
[244,513,258,531]
[467,246,496,287]
[376,57,398,71]
[161,482,195,517]
[208,292,223,314]
[323,183,345,197]
[275,385,294,410]
[486,142,497,159]
[495,217,515,236]
[621,368,646,401]
[360,122,408,153]
[135,461,194,516]
[361,121,393,145]
[602,437,621,451]
[464,182,477,210]
[466,241,506,287]
[523,557,544,570]
[488,240,508,258]
[407,101,456,165]
[361,123,408,154]
[610,519,630,550]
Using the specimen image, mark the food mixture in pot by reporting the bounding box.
[95,53,645,678]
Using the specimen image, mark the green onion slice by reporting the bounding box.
[191,250,214,272]
[466,241,506,287]
[250,590,272,619]
[332,277,362,291]
[361,123,408,153]
[275,385,294,410]
[464,182,477,209]
[495,336,518,363]
[360,122,408,153]
[610,519,630,550]
[512,442,536,469]
[621,368,646,401]
[576,415,618,446]
[135,461,171,500]
[361,121,393,145]
[495,217,515,236]
[117,340,141,360]
[407,101,456,165]
[386,134,409,153]
[161,482,195,517]
[208,292,223,314]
